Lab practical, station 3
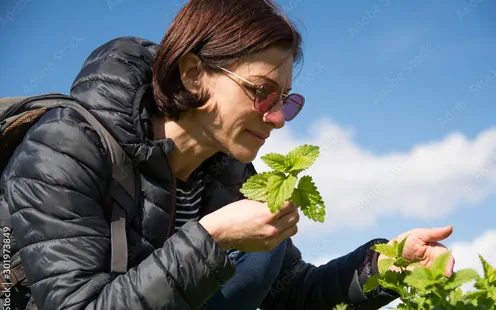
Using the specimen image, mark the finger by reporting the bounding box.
[275,209,300,229]
[274,200,297,218]
[445,255,455,277]
[278,223,298,241]
[418,225,453,243]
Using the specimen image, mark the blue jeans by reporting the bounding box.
[201,239,288,310]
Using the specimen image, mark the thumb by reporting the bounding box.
[419,225,453,242]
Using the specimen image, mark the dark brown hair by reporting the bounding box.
[152,0,303,120]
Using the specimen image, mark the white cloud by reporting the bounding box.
[450,230,496,292]
[451,230,496,273]
[253,118,496,234]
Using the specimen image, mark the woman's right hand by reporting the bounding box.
[199,199,300,252]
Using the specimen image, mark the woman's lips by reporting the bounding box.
[246,130,267,143]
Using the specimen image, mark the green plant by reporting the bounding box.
[240,144,326,222]
[241,145,496,309]
[333,237,496,309]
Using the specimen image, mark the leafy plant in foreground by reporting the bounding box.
[241,145,496,309]
[332,237,496,309]
[240,144,326,222]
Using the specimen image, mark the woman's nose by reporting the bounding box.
[263,102,285,129]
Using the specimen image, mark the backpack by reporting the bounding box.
[0,93,139,308]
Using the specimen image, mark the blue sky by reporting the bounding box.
[1,0,495,306]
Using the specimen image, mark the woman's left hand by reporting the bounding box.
[377,225,455,277]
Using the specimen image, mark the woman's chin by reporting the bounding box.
[229,147,260,163]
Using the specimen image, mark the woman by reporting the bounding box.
[1,0,455,309]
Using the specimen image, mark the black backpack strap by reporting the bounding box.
[0,93,137,274]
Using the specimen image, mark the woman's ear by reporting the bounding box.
[178,53,204,95]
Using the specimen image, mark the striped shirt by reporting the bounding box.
[174,171,205,232]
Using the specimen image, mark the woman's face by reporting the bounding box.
[198,46,295,163]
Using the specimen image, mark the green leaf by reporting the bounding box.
[412,296,428,308]
[406,259,421,269]
[404,266,436,291]
[241,144,326,223]
[474,276,488,290]
[378,258,395,274]
[290,176,325,222]
[289,184,306,207]
[475,291,496,309]
[448,288,465,303]
[392,239,399,251]
[261,153,290,173]
[377,278,399,292]
[285,144,320,173]
[487,286,496,301]
[381,271,404,295]
[384,270,402,283]
[332,303,349,310]
[445,268,480,290]
[371,243,397,258]
[465,290,484,301]
[430,251,452,279]
[266,172,298,213]
[397,236,408,257]
[479,254,496,284]
[239,172,275,201]
[393,257,414,268]
[363,274,380,293]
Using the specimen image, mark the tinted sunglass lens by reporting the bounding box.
[255,84,279,113]
[283,94,304,121]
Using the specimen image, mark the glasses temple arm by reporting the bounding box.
[215,66,258,88]
[216,65,295,100]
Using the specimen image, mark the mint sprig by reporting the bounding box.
[240,144,326,222]
[357,236,491,310]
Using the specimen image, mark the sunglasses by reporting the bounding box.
[215,66,304,121]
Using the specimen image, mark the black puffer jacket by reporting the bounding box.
[1,37,398,309]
